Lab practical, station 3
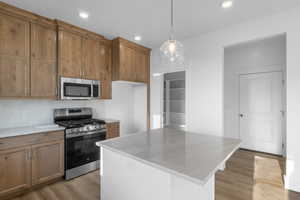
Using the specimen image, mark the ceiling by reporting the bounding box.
[3,0,300,48]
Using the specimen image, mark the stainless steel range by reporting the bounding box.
[54,107,106,180]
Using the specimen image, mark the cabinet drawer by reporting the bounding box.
[0,131,64,151]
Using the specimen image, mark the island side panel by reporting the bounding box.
[100,147,214,200]
[170,174,214,200]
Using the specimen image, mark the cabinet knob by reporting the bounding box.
[4,156,8,160]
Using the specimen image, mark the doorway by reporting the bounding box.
[239,71,284,155]
[163,71,186,129]
[224,34,286,155]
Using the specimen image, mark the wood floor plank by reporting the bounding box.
[7,150,300,200]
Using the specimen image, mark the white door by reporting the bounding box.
[239,72,283,155]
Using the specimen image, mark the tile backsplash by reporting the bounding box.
[0,100,105,129]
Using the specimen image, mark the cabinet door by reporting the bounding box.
[31,140,64,185]
[99,42,112,99]
[30,23,57,98]
[106,122,120,139]
[83,38,101,80]
[134,51,148,83]
[119,45,135,81]
[58,30,82,78]
[0,147,31,196]
[0,13,30,97]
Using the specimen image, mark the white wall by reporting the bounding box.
[224,35,286,139]
[132,84,148,133]
[102,82,135,135]
[0,82,147,136]
[151,6,300,192]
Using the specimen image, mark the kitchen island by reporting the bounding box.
[96,128,241,200]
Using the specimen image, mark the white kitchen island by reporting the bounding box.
[96,128,241,200]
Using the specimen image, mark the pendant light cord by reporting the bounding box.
[171,0,174,28]
[170,0,174,39]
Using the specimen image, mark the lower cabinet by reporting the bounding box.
[0,147,31,196]
[0,131,64,198]
[31,140,64,186]
[106,122,120,139]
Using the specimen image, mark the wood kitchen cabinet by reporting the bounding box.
[112,37,151,83]
[31,140,64,185]
[106,122,120,139]
[0,131,64,198]
[83,38,102,80]
[57,20,113,99]
[58,30,83,78]
[0,12,30,97]
[99,40,112,99]
[0,147,31,196]
[57,20,106,80]
[30,22,57,98]
[0,3,58,99]
[135,51,149,83]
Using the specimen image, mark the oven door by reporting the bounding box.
[61,77,93,100]
[65,130,106,170]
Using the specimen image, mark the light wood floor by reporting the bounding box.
[8,149,300,200]
[216,149,300,200]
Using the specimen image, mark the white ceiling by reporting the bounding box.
[3,0,300,48]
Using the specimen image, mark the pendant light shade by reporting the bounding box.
[160,0,184,65]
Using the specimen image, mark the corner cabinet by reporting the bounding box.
[112,37,151,83]
[0,131,64,198]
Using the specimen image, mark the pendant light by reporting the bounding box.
[160,0,184,65]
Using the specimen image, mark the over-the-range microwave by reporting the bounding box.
[60,77,100,100]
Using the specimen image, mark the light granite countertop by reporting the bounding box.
[99,118,120,123]
[0,124,65,139]
[97,128,241,185]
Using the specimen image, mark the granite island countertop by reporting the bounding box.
[97,128,241,185]
[0,124,65,139]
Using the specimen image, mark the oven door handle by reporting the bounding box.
[66,129,107,139]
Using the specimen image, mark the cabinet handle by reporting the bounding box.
[32,151,35,160]
[26,151,30,160]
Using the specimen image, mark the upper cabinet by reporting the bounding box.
[0,3,57,99]
[57,20,112,99]
[57,20,106,80]
[0,2,153,100]
[83,38,102,80]
[99,40,112,99]
[30,22,57,98]
[58,30,83,78]
[0,12,30,97]
[112,37,151,83]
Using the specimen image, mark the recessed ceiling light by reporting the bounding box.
[222,1,233,9]
[134,35,142,41]
[79,11,89,19]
